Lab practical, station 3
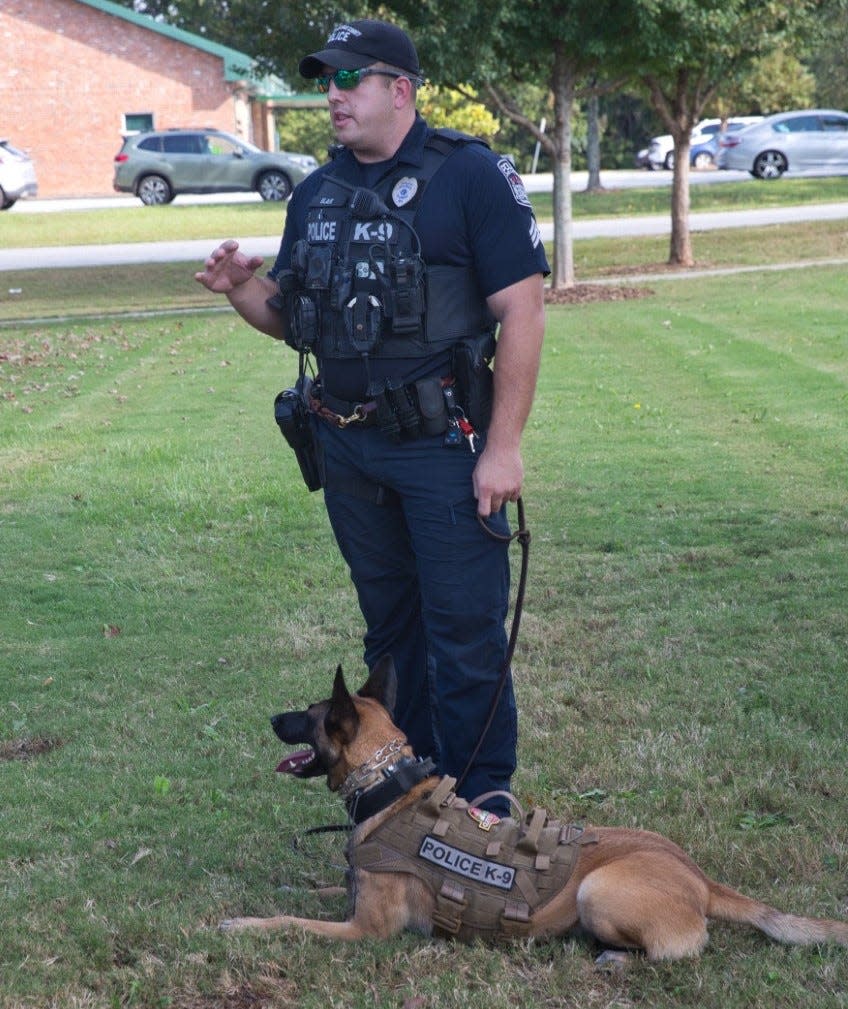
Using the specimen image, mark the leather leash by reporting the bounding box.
[454,496,531,794]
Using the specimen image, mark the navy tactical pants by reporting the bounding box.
[316,420,517,814]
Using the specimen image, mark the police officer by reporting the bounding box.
[195,19,548,815]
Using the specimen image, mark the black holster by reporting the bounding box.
[452,333,496,429]
[273,376,323,491]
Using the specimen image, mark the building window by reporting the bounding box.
[123,113,154,134]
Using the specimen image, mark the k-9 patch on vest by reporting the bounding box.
[418,835,516,890]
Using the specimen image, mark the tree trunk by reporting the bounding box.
[585,90,604,192]
[668,135,693,266]
[550,54,575,289]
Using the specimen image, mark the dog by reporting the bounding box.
[220,656,848,962]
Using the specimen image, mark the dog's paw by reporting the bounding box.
[594,949,632,971]
[219,917,258,933]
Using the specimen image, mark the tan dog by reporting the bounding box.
[220,657,848,962]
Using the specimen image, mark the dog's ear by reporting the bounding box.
[358,655,398,717]
[325,664,359,743]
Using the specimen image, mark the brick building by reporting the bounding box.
[1,0,316,197]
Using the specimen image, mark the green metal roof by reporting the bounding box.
[74,0,257,82]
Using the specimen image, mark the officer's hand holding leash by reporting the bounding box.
[474,274,544,517]
[472,442,524,519]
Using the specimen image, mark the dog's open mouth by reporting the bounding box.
[276,748,322,776]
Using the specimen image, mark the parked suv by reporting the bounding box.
[0,139,38,209]
[645,117,761,170]
[113,128,318,205]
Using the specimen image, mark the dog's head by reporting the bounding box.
[271,655,402,793]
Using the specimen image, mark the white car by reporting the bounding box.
[645,117,762,171]
[0,139,38,209]
[717,109,848,178]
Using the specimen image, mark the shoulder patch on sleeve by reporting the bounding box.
[497,157,532,208]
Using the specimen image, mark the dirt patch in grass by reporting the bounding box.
[545,283,654,304]
[0,735,63,761]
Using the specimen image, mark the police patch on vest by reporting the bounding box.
[497,157,532,208]
[392,176,419,208]
[418,835,515,890]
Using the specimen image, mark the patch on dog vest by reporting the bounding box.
[418,835,515,890]
[468,806,500,831]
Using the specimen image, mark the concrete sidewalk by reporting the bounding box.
[3,202,848,272]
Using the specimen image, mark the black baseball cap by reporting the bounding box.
[299,19,421,79]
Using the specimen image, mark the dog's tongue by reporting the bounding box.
[276,749,314,774]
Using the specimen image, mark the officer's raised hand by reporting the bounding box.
[194,240,284,340]
[195,239,265,294]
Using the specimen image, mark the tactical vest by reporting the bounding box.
[289,130,496,362]
[347,777,599,942]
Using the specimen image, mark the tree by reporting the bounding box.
[385,0,635,288]
[799,0,848,108]
[633,0,821,266]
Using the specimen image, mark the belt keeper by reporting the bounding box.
[518,807,547,854]
[535,853,551,872]
[500,899,531,939]
[432,818,451,838]
[422,776,457,815]
[432,880,467,936]
[559,823,584,845]
[485,840,502,858]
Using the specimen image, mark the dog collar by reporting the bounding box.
[338,737,407,800]
[347,756,438,825]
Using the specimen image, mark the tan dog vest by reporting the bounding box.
[348,777,598,942]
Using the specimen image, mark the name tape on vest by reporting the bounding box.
[418,835,516,890]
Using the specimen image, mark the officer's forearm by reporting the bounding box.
[486,276,545,448]
[227,274,287,340]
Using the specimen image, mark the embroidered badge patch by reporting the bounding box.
[392,176,418,207]
[418,835,515,890]
[468,806,500,831]
[497,157,531,208]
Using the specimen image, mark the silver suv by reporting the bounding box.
[113,128,318,205]
[0,139,38,210]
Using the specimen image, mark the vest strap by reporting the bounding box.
[433,879,467,937]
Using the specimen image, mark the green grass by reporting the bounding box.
[3,174,848,249]
[1,261,846,1007]
[2,217,848,325]
[0,201,290,248]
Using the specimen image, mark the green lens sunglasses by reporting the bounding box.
[316,68,409,93]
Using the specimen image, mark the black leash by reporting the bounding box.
[454,496,531,794]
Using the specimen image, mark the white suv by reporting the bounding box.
[646,117,762,171]
[0,139,38,209]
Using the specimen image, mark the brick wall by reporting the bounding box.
[1,0,242,196]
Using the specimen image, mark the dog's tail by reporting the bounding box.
[708,882,848,947]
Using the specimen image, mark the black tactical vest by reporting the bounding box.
[289,130,496,362]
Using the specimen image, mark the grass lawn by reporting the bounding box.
[1,251,846,1007]
[3,174,848,250]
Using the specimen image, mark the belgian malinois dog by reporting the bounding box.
[220,657,848,963]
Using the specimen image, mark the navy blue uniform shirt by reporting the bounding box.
[269,114,549,401]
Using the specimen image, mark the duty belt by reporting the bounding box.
[348,777,599,942]
[310,375,458,440]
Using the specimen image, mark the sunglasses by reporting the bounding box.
[315,68,408,93]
